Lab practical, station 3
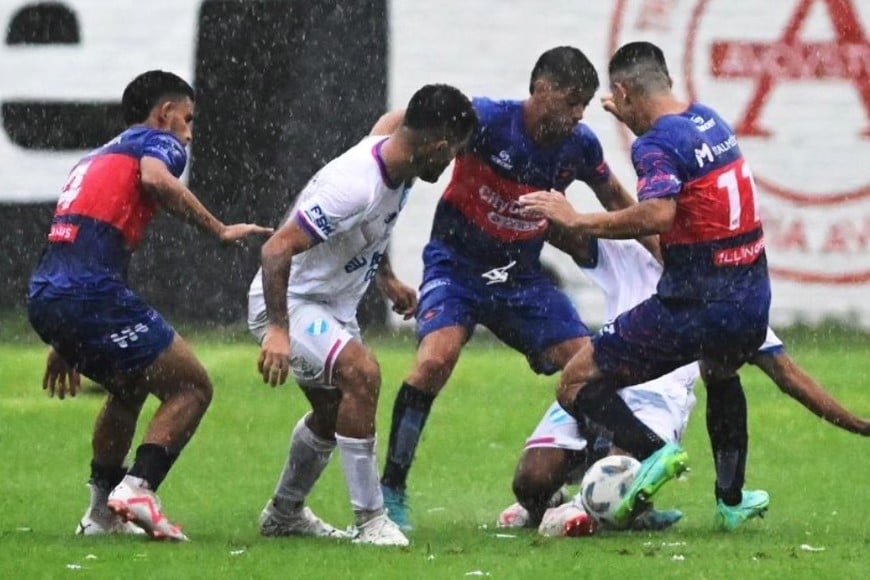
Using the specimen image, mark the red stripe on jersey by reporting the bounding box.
[442,154,549,242]
[55,154,158,248]
[662,158,761,246]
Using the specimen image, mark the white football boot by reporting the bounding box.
[259,501,347,538]
[351,513,410,547]
[538,501,597,538]
[497,502,531,528]
[107,481,188,541]
[76,507,147,536]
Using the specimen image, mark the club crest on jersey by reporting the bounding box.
[307,319,329,336]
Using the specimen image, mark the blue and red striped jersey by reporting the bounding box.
[30,127,187,293]
[430,97,610,275]
[631,103,769,300]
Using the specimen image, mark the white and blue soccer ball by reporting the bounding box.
[579,455,641,528]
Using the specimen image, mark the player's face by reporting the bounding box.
[157,97,195,146]
[539,83,594,139]
[414,137,467,183]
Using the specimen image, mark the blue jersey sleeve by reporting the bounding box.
[631,138,683,201]
[574,127,610,185]
[142,132,188,178]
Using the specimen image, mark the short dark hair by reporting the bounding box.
[608,42,672,94]
[121,70,195,125]
[529,46,599,94]
[403,84,477,143]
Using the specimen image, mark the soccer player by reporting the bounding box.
[27,70,273,541]
[250,84,477,547]
[519,41,772,529]
[376,46,647,531]
[499,238,870,535]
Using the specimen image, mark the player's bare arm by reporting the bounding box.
[258,220,319,387]
[375,254,418,320]
[546,223,596,267]
[140,156,273,243]
[42,348,81,400]
[588,175,662,261]
[753,352,870,436]
[519,191,676,239]
[370,109,406,136]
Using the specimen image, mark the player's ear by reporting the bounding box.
[156,100,174,124]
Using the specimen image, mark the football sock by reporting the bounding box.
[705,375,747,506]
[381,382,436,490]
[571,380,665,460]
[336,434,384,523]
[127,443,179,492]
[273,413,336,510]
[88,461,127,512]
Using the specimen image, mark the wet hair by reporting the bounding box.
[608,41,672,94]
[403,84,477,143]
[121,70,195,125]
[529,46,599,94]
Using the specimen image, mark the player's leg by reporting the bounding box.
[78,387,149,536]
[509,448,578,527]
[381,280,474,530]
[331,340,408,546]
[107,335,212,541]
[558,298,698,524]
[259,385,346,539]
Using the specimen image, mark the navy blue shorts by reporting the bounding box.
[28,283,175,386]
[593,293,770,385]
[415,268,589,375]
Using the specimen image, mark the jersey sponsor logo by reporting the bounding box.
[344,255,367,273]
[303,205,335,237]
[610,0,870,284]
[109,323,149,349]
[364,251,385,282]
[481,260,516,285]
[419,278,450,296]
[47,223,79,243]
[307,319,329,336]
[714,237,766,266]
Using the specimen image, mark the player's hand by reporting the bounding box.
[600,95,625,123]
[382,278,418,320]
[43,348,80,400]
[518,190,579,229]
[219,223,274,244]
[258,325,291,387]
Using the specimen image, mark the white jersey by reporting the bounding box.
[249,136,410,322]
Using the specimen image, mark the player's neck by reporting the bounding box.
[644,94,690,132]
[377,135,414,186]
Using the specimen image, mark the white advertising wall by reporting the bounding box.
[1,0,867,327]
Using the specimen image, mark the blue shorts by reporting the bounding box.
[28,282,175,386]
[593,293,770,385]
[416,267,589,375]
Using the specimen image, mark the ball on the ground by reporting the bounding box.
[579,454,641,528]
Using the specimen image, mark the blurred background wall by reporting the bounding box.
[1,0,868,329]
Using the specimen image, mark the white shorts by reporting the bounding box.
[248,294,358,389]
[524,363,699,452]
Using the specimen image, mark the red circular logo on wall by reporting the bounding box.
[609,0,870,284]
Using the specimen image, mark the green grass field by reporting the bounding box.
[1,327,868,579]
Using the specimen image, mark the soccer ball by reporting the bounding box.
[579,455,641,528]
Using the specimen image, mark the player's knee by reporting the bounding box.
[338,355,381,399]
[413,353,458,390]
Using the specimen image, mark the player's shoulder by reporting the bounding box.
[472,97,521,126]
[310,136,385,198]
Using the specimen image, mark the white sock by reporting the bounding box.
[336,434,384,520]
[120,475,149,490]
[273,414,336,509]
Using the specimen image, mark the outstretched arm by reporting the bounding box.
[257,220,319,386]
[140,157,272,242]
[520,190,676,240]
[587,174,662,262]
[753,351,870,436]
